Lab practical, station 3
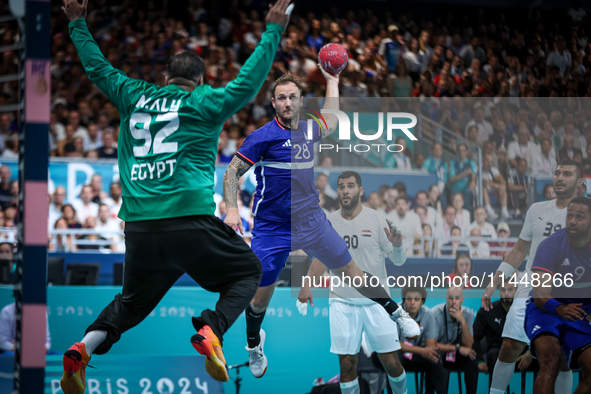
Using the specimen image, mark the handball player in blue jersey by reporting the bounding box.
[525,197,591,394]
[223,70,419,378]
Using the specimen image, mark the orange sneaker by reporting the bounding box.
[191,326,229,382]
[60,342,91,394]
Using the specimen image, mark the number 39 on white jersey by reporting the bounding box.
[519,199,568,272]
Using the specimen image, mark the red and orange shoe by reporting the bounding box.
[60,342,91,394]
[191,326,229,382]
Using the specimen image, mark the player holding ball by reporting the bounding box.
[223,43,419,379]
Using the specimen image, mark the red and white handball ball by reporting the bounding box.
[319,43,348,75]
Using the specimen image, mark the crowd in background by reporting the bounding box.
[0,0,590,256]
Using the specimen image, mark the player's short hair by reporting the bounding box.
[453,253,473,276]
[166,51,205,84]
[401,285,427,303]
[451,225,461,233]
[569,196,591,213]
[557,159,584,179]
[272,73,304,98]
[393,182,407,193]
[395,196,407,205]
[444,205,456,214]
[416,190,428,199]
[337,171,362,187]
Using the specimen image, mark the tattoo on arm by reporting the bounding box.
[223,156,253,210]
[322,127,335,139]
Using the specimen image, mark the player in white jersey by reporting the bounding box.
[481,159,583,394]
[298,171,408,394]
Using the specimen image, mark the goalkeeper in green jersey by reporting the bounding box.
[59,0,291,392]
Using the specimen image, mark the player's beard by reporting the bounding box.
[339,192,360,212]
[554,181,577,198]
[278,107,299,129]
[501,298,513,307]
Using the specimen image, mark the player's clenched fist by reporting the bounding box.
[265,0,292,29]
[62,0,88,22]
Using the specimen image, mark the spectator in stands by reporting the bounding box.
[465,105,493,141]
[95,204,119,251]
[469,207,497,239]
[489,119,511,152]
[90,174,104,204]
[468,228,490,258]
[64,143,82,158]
[8,181,16,208]
[507,122,539,171]
[68,110,88,140]
[3,206,16,228]
[532,137,557,176]
[0,300,51,353]
[452,192,471,236]
[386,137,413,170]
[388,61,412,97]
[432,286,479,394]
[72,185,99,225]
[403,37,425,82]
[49,186,66,229]
[379,25,406,74]
[61,204,82,229]
[447,254,473,288]
[543,183,557,201]
[440,225,469,258]
[319,156,334,168]
[558,134,582,162]
[0,166,12,210]
[97,131,117,159]
[397,286,447,394]
[421,223,434,257]
[387,197,422,255]
[50,217,75,252]
[422,143,448,203]
[490,222,516,259]
[383,187,399,214]
[448,144,477,210]
[78,216,103,251]
[472,281,523,388]
[1,132,18,159]
[102,182,122,219]
[507,158,529,217]
[466,125,487,151]
[546,38,572,77]
[315,173,337,211]
[393,182,415,208]
[428,184,444,217]
[84,124,103,152]
[436,205,457,245]
[416,190,440,229]
[482,153,510,220]
[366,192,380,211]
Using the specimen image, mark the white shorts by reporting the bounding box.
[329,301,401,355]
[501,282,531,345]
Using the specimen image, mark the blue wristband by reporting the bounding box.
[545,299,563,317]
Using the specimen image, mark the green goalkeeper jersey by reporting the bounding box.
[68,19,283,222]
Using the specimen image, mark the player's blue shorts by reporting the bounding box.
[251,212,351,287]
[525,300,591,369]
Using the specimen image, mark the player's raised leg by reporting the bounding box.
[331,260,420,339]
[61,231,184,393]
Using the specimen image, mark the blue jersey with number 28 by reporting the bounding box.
[236,117,322,225]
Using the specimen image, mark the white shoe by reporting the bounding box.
[501,210,511,220]
[391,308,420,339]
[246,329,268,378]
[486,207,499,220]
